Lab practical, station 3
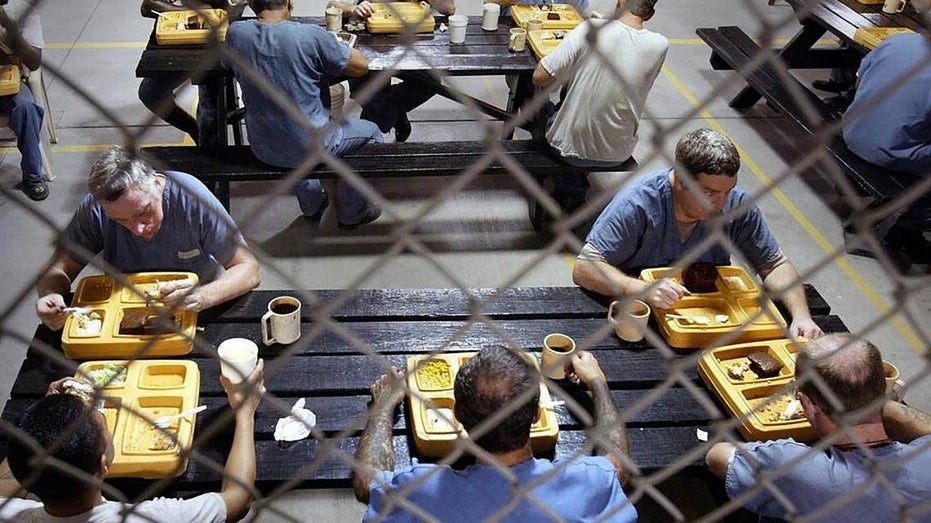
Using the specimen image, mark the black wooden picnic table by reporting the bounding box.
[135,15,535,145]
[1,286,842,498]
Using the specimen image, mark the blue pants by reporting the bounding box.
[0,83,45,184]
[138,73,217,145]
[293,117,383,223]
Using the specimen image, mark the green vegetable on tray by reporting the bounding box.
[86,363,128,388]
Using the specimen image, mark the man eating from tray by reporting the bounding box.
[573,128,822,339]
[35,145,260,330]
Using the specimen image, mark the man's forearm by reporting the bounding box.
[352,400,397,503]
[763,263,810,322]
[883,401,931,443]
[589,379,630,485]
[572,260,641,298]
[197,249,259,310]
[220,412,256,522]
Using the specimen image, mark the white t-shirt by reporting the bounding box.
[0,493,226,523]
[540,19,667,163]
[1,0,44,49]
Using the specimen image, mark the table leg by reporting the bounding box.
[729,21,827,108]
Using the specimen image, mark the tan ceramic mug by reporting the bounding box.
[883,360,900,395]
[509,27,527,52]
[541,333,576,380]
[261,296,302,345]
[608,299,651,342]
[325,6,342,31]
[526,17,543,32]
[882,0,907,13]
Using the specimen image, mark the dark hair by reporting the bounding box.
[674,128,740,179]
[627,0,657,18]
[6,395,107,503]
[796,333,886,417]
[249,0,289,13]
[454,345,540,453]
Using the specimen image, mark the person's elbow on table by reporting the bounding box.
[532,63,554,87]
[345,48,370,77]
[705,442,736,480]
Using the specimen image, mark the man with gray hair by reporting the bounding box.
[35,145,260,330]
[705,333,931,521]
[574,128,822,339]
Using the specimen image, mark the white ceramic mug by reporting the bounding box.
[218,338,258,383]
[882,0,907,13]
[325,6,342,31]
[541,333,576,380]
[261,296,302,345]
[448,14,468,44]
[526,18,543,32]
[481,3,500,31]
[509,27,527,52]
[608,299,651,342]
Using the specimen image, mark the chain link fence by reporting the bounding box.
[1,0,929,521]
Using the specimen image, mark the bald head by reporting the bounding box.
[796,334,886,417]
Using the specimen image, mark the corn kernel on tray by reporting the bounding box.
[407,352,559,457]
[527,29,572,59]
[62,272,198,359]
[366,3,436,34]
[510,4,582,30]
[698,339,816,441]
[853,27,914,50]
[75,359,200,478]
[156,9,229,46]
[640,266,786,349]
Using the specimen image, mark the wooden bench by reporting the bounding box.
[696,26,912,203]
[143,141,637,231]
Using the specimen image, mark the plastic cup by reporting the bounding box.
[481,3,500,31]
[448,14,468,44]
[218,338,258,383]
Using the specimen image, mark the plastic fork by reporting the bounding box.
[153,405,207,429]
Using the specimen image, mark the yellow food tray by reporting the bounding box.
[698,339,815,441]
[366,2,436,34]
[407,352,559,457]
[510,4,582,30]
[853,27,914,50]
[155,9,229,46]
[62,272,198,359]
[527,28,572,59]
[640,265,787,349]
[0,65,20,96]
[74,359,200,478]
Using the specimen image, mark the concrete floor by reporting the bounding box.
[0,0,928,521]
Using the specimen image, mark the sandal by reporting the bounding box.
[23,181,49,201]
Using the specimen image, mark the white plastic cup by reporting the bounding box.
[481,3,500,31]
[218,338,258,384]
[448,14,468,44]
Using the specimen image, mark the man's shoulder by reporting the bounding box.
[551,454,617,475]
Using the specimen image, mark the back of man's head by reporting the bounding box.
[7,394,107,504]
[796,333,886,419]
[249,0,289,13]
[674,128,740,178]
[454,346,541,454]
[88,145,157,202]
[625,0,657,19]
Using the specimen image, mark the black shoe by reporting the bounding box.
[302,192,329,223]
[812,79,852,94]
[21,180,49,201]
[338,204,382,230]
[824,93,853,115]
[394,113,411,143]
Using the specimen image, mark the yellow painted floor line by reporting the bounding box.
[661,64,923,353]
[46,41,147,49]
[670,37,838,46]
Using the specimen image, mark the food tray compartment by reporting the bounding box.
[707,342,795,385]
[421,398,461,434]
[140,363,190,389]
[734,297,782,326]
[122,396,186,455]
[527,29,571,59]
[743,384,805,427]
[413,358,454,391]
[67,309,107,339]
[715,266,755,294]
[366,3,435,34]
[853,27,913,50]
[121,272,196,303]
[74,275,115,304]
[662,296,738,329]
[77,361,130,389]
[155,9,229,46]
[100,397,123,436]
[510,4,582,30]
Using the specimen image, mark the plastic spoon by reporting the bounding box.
[153,405,207,429]
[62,307,92,315]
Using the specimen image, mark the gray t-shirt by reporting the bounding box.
[1,0,44,50]
[0,493,225,523]
[65,171,244,284]
[540,19,667,163]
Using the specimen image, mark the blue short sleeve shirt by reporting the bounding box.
[65,171,244,283]
[585,169,781,274]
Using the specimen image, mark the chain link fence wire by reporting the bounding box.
[0,0,930,521]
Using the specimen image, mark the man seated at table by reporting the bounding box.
[328,0,455,143]
[573,128,822,339]
[705,333,931,521]
[353,346,637,522]
[138,0,237,147]
[0,362,265,523]
[35,145,260,330]
[532,0,667,214]
[224,0,383,229]
[842,32,930,269]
